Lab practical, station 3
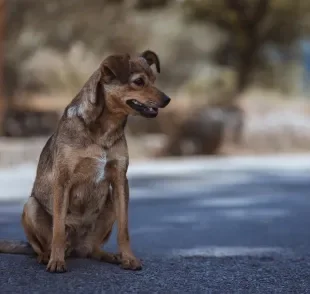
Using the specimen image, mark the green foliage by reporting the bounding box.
[134,0,170,10]
[7,0,135,54]
[5,0,143,96]
[182,0,310,45]
[181,0,310,92]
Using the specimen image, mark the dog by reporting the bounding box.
[0,50,170,273]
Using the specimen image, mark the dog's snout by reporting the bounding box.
[160,91,171,108]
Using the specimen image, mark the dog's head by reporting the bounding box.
[97,50,170,118]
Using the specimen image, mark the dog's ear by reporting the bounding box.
[140,50,160,73]
[101,54,131,84]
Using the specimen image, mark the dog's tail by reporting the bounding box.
[0,240,35,255]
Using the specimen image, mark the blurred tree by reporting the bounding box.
[5,0,144,97]
[6,0,129,54]
[0,0,5,136]
[182,0,310,93]
[134,0,170,10]
[3,0,148,136]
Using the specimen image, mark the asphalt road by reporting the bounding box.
[1,156,310,293]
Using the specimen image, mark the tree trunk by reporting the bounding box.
[229,0,269,93]
[0,0,6,136]
[236,32,259,93]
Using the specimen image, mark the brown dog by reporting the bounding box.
[0,50,170,273]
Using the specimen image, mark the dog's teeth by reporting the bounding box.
[133,100,142,106]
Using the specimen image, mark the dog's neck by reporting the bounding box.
[98,107,127,132]
[93,107,128,149]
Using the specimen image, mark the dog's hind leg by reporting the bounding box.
[22,196,53,265]
[87,189,121,265]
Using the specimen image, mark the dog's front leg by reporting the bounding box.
[46,183,69,273]
[113,173,142,270]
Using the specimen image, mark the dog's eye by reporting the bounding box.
[133,78,145,87]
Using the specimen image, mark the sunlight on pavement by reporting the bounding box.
[192,195,284,208]
[172,246,292,258]
[217,208,289,221]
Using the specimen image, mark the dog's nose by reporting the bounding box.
[160,92,171,107]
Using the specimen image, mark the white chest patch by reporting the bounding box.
[95,153,107,184]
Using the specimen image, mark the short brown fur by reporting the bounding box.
[0,50,170,272]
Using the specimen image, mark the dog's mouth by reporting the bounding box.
[126,99,158,118]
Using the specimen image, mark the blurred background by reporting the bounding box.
[2,3,310,291]
[1,0,310,166]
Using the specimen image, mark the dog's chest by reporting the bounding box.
[95,153,108,184]
[66,182,109,227]
[65,148,123,228]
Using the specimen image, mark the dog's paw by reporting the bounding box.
[120,255,142,271]
[46,259,67,273]
[98,251,122,265]
[106,253,122,265]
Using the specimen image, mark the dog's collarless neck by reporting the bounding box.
[91,112,128,150]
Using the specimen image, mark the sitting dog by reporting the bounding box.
[0,50,170,273]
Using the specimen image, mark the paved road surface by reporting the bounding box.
[1,155,310,293]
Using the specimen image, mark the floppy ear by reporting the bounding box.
[140,50,160,73]
[101,54,131,84]
[81,68,103,105]
[67,68,104,122]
